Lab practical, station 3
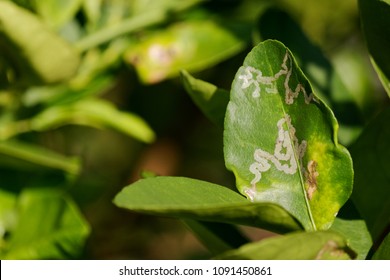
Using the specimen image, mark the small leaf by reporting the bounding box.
[215,231,356,260]
[330,218,372,260]
[183,220,248,255]
[0,1,80,85]
[33,0,83,29]
[373,231,390,260]
[350,106,390,242]
[181,70,229,128]
[125,20,249,83]
[0,188,90,259]
[30,98,155,143]
[114,176,303,233]
[0,140,80,175]
[359,0,390,96]
[224,40,353,231]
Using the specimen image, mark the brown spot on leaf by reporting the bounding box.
[305,160,319,200]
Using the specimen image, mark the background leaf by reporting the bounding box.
[215,231,356,260]
[0,1,80,85]
[181,70,229,128]
[183,220,249,255]
[125,20,250,84]
[358,0,390,96]
[373,231,390,260]
[224,40,353,231]
[350,106,390,243]
[114,176,303,233]
[0,188,90,259]
[0,140,80,175]
[30,98,155,143]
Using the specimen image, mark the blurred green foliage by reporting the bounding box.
[0,0,388,259]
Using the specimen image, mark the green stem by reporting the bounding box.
[74,0,205,52]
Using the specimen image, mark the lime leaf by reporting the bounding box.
[350,106,390,241]
[183,220,248,255]
[224,40,353,231]
[114,176,303,233]
[181,70,229,128]
[30,98,155,143]
[330,218,372,259]
[0,188,90,259]
[125,20,249,83]
[373,231,390,260]
[0,140,80,175]
[359,0,390,96]
[0,1,80,85]
[215,231,356,260]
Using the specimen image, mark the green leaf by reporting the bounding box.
[359,0,390,96]
[114,176,303,233]
[373,231,390,260]
[30,98,155,143]
[215,231,356,260]
[0,190,17,242]
[0,1,80,85]
[181,70,229,128]
[0,140,80,175]
[350,106,390,241]
[33,0,83,29]
[125,20,249,84]
[0,188,90,259]
[257,7,376,147]
[224,40,353,231]
[183,220,248,255]
[330,218,372,260]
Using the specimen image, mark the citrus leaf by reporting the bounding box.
[350,106,390,242]
[359,0,390,96]
[30,98,155,143]
[181,70,229,128]
[183,220,248,255]
[114,176,303,233]
[330,218,372,260]
[125,20,249,84]
[0,140,80,175]
[0,1,80,85]
[33,0,83,29]
[224,40,353,231]
[215,231,356,260]
[0,188,90,259]
[373,231,390,260]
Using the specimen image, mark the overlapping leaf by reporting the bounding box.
[359,0,390,96]
[215,231,356,260]
[114,176,303,234]
[224,40,353,231]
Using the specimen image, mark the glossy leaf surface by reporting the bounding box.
[114,176,303,233]
[224,40,353,231]
[215,231,356,260]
